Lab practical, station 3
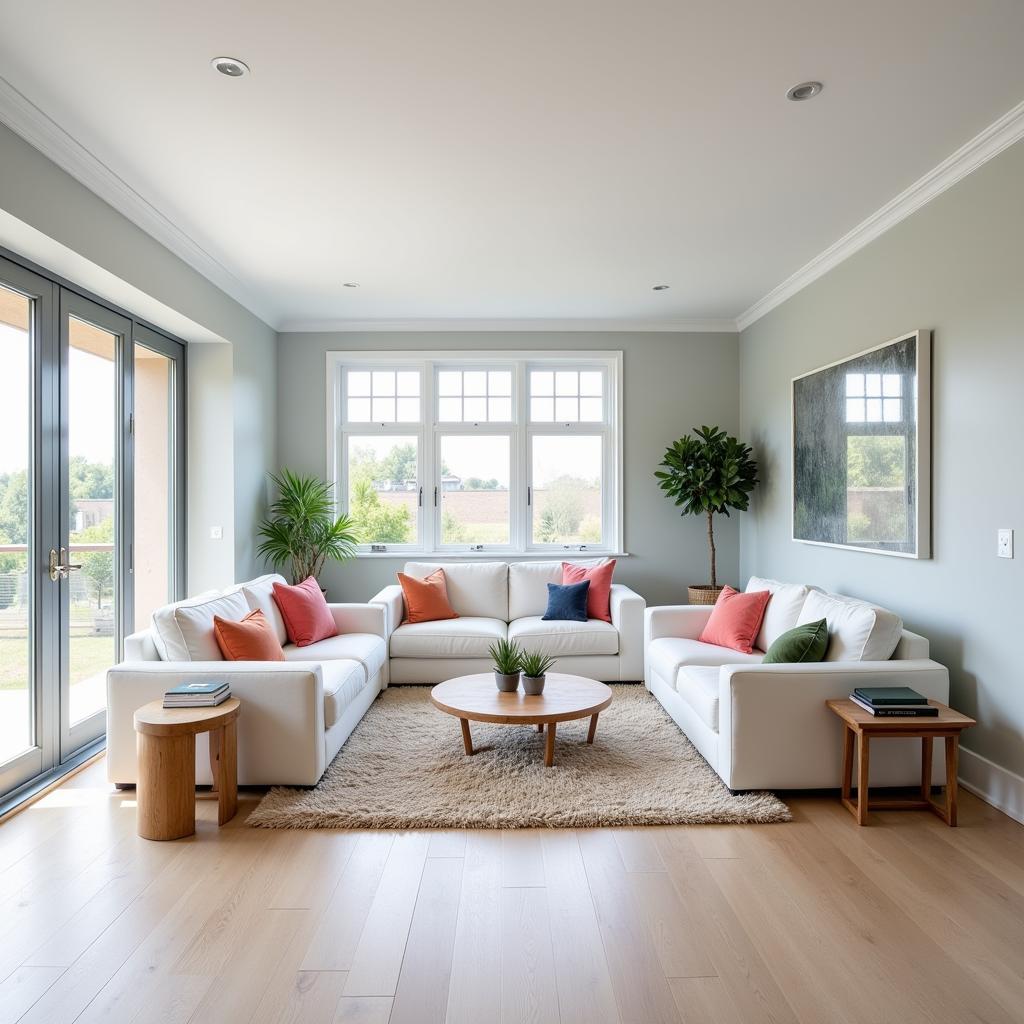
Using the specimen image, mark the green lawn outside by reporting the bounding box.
[0,634,115,691]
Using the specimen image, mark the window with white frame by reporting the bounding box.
[329,351,622,555]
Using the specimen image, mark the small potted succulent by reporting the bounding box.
[520,651,556,696]
[488,638,524,692]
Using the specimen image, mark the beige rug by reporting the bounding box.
[248,684,791,829]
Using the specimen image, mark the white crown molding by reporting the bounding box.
[737,98,1024,332]
[0,74,277,328]
[277,316,738,334]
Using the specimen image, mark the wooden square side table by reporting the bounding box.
[133,698,240,841]
[825,699,976,826]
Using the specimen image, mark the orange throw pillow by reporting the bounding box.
[698,585,771,655]
[213,609,285,661]
[397,568,459,624]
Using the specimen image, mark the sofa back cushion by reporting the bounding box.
[745,576,810,652]
[151,589,250,661]
[796,590,903,662]
[508,561,562,620]
[239,573,289,645]
[404,561,508,619]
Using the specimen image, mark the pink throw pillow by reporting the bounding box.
[561,559,616,623]
[272,577,339,647]
[698,585,771,654]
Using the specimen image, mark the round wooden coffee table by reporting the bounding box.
[430,673,612,767]
[133,698,240,841]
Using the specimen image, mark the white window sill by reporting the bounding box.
[352,550,630,560]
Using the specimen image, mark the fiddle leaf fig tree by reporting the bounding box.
[655,426,759,589]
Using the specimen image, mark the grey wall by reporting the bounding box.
[0,122,277,584]
[276,330,741,605]
[739,137,1024,778]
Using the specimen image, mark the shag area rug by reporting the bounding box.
[248,684,790,829]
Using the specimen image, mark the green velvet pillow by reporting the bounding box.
[762,618,829,664]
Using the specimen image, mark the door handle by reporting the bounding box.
[49,547,83,582]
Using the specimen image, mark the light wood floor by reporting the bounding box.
[1,761,1023,1024]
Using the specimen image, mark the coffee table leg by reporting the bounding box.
[460,718,474,756]
[945,735,959,826]
[210,721,238,826]
[857,733,871,826]
[137,732,196,841]
[587,714,599,744]
[544,721,557,767]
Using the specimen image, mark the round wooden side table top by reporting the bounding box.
[134,697,241,735]
[430,673,612,767]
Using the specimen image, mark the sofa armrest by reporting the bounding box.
[717,659,951,790]
[328,602,386,638]
[644,605,714,642]
[609,584,645,680]
[106,661,328,786]
[370,584,405,639]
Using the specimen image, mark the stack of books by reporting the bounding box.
[163,681,232,709]
[849,686,937,717]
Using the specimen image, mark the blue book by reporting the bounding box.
[164,681,229,696]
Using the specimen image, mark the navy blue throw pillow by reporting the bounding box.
[542,580,591,622]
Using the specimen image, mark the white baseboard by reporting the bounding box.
[958,746,1024,825]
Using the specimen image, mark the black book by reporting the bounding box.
[850,694,938,717]
[853,685,929,706]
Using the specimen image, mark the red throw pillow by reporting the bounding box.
[213,609,285,661]
[561,559,616,622]
[397,568,459,624]
[698,585,771,654]
[271,577,339,647]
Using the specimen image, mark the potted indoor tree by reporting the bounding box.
[655,425,758,604]
[256,470,359,587]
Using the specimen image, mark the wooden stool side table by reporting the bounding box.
[133,698,241,841]
[826,699,976,827]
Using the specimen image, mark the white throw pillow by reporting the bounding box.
[240,573,289,645]
[151,589,251,662]
[149,590,217,660]
[403,561,509,620]
[745,576,810,652]
[796,590,903,662]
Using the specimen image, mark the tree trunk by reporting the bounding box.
[706,509,717,589]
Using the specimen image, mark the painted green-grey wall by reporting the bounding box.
[739,138,1024,778]
[0,122,277,585]
[276,331,741,605]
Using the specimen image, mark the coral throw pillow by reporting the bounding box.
[397,568,459,624]
[213,609,285,661]
[271,577,339,647]
[561,559,616,622]
[698,585,771,654]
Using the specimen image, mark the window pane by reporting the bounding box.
[489,371,512,396]
[347,436,418,544]
[865,373,881,397]
[555,371,577,396]
[579,396,603,421]
[579,371,603,396]
[554,397,578,421]
[846,398,865,423]
[396,371,419,396]
[489,397,512,421]
[371,397,396,422]
[883,398,902,422]
[463,397,487,421]
[440,435,510,545]
[348,370,371,396]
[372,371,395,396]
[530,370,553,396]
[883,374,901,397]
[845,373,864,397]
[348,397,371,421]
[531,397,554,422]
[532,436,602,545]
[439,371,462,396]
[865,398,882,421]
[396,397,420,421]
[464,371,487,395]
[439,397,462,422]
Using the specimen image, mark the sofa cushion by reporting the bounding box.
[151,589,250,662]
[698,585,771,654]
[542,581,590,622]
[282,633,386,684]
[319,659,368,728]
[561,559,616,622]
[508,616,619,656]
[648,637,763,687]
[404,561,508,619]
[390,616,507,658]
[509,559,609,620]
[240,573,289,645]
[397,568,459,623]
[214,610,285,661]
[273,577,339,647]
[762,618,829,664]
[675,666,720,731]
[797,590,903,662]
[745,576,810,652]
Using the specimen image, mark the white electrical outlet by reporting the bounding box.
[997,528,1013,559]
[210,525,223,540]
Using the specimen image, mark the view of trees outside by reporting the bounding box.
[846,435,907,542]
[347,438,417,544]
[531,435,602,545]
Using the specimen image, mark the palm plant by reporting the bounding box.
[257,470,359,584]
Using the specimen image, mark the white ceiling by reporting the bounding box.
[1,0,1023,330]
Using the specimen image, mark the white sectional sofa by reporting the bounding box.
[106,574,387,787]
[645,577,950,792]
[371,560,645,684]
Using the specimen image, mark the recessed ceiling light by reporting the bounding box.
[652,284,670,291]
[211,56,250,78]
[343,282,360,289]
[786,80,823,101]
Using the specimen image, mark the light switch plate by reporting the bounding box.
[210,525,223,540]
[997,528,1013,558]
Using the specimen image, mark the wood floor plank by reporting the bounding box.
[343,832,430,996]
[390,856,464,1024]
[541,831,621,1024]
[301,832,396,972]
[669,977,743,1024]
[444,832,503,1024]
[267,829,358,909]
[428,830,468,858]
[0,966,64,1024]
[501,829,546,887]
[126,975,212,1024]
[611,828,667,872]
[499,886,560,1024]
[332,996,393,1023]
[263,971,349,1024]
